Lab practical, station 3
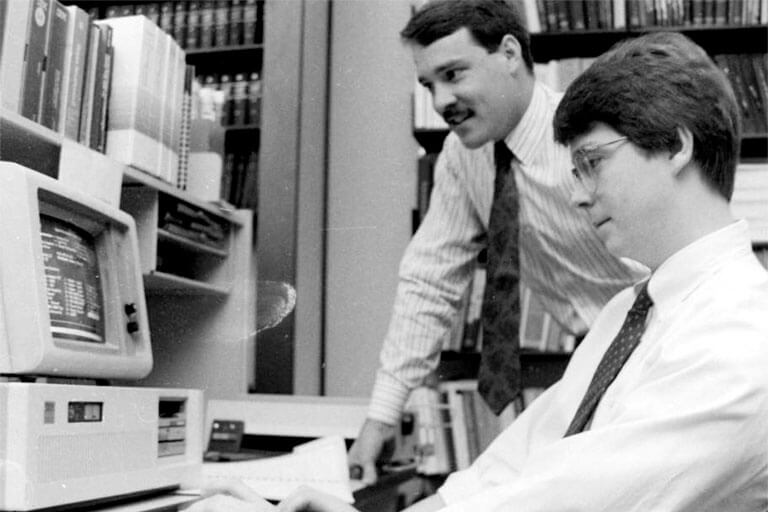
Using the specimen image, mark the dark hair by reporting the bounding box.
[400,0,534,72]
[553,32,740,200]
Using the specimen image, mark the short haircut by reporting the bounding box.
[400,0,534,72]
[553,31,741,200]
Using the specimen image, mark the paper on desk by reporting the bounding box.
[200,435,355,503]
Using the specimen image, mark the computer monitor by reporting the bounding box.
[0,162,152,380]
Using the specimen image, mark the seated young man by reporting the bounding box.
[186,31,768,512]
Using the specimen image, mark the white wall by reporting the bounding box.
[324,0,419,396]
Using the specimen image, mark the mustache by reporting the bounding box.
[442,104,469,124]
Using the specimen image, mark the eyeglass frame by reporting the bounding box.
[571,137,630,193]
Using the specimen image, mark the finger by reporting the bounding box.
[197,479,264,501]
[278,486,357,512]
[361,461,378,486]
[184,494,258,512]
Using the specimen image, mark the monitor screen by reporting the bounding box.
[40,214,106,345]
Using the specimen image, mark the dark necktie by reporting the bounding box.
[564,283,653,436]
[477,141,522,415]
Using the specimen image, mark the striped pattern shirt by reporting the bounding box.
[369,82,647,424]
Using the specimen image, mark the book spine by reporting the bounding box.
[230,0,245,45]
[96,23,113,153]
[0,0,32,113]
[159,2,174,34]
[568,0,586,29]
[78,23,100,146]
[88,22,109,151]
[186,1,201,49]
[214,0,230,47]
[40,0,68,131]
[60,5,89,139]
[243,0,257,44]
[173,1,187,47]
[247,72,261,125]
[21,0,51,123]
[199,0,214,48]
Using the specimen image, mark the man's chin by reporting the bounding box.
[455,129,489,149]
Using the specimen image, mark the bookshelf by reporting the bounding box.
[411,8,768,470]
[58,0,332,395]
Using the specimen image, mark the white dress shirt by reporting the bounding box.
[369,82,645,424]
[437,220,768,511]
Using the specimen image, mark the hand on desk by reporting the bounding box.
[186,480,359,512]
[184,480,276,512]
[347,418,397,485]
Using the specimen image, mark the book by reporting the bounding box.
[460,263,486,352]
[156,31,174,180]
[0,0,33,114]
[230,0,245,45]
[186,1,201,49]
[231,73,248,126]
[243,0,257,44]
[176,65,196,191]
[78,22,100,146]
[21,0,51,124]
[403,387,454,475]
[736,53,768,133]
[173,1,187,47]
[439,379,476,470]
[40,0,68,131]
[214,0,230,47]
[59,4,90,140]
[100,15,164,176]
[167,40,186,185]
[247,72,261,125]
[199,0,215,48]
[90,22,114,152]
[159,2,174,34]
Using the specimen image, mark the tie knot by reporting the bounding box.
[629,283,653,315]
[494,141,514,174]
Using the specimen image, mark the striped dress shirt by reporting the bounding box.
[369,82,647,424]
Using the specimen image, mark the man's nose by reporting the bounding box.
[570,179,594,209]
[431,84,455,115]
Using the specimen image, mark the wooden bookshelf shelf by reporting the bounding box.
[144,271,230,296]
[123,166,244,226]
[185,44,263,74]
[157,229,229,258]
[530,24,768,62]
[185,43,264,56]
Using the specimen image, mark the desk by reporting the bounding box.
[81,469,417,512]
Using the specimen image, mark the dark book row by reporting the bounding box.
[530,0,766,32]
[75,0,263,50]
[714,53,768,135]
[221,148,259,209]
[199,73,262,128]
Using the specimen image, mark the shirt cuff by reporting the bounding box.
[367,371,411,425]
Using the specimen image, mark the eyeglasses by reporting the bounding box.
[571,137,629,193]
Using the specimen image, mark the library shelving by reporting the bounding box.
[69,0,265,210]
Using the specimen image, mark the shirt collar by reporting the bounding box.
[500,82,550,167]
[646,220,753,315]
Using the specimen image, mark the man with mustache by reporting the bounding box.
[347,0,643,484]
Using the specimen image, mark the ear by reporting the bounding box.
[498,34,524,72]
[669,126,694,176]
